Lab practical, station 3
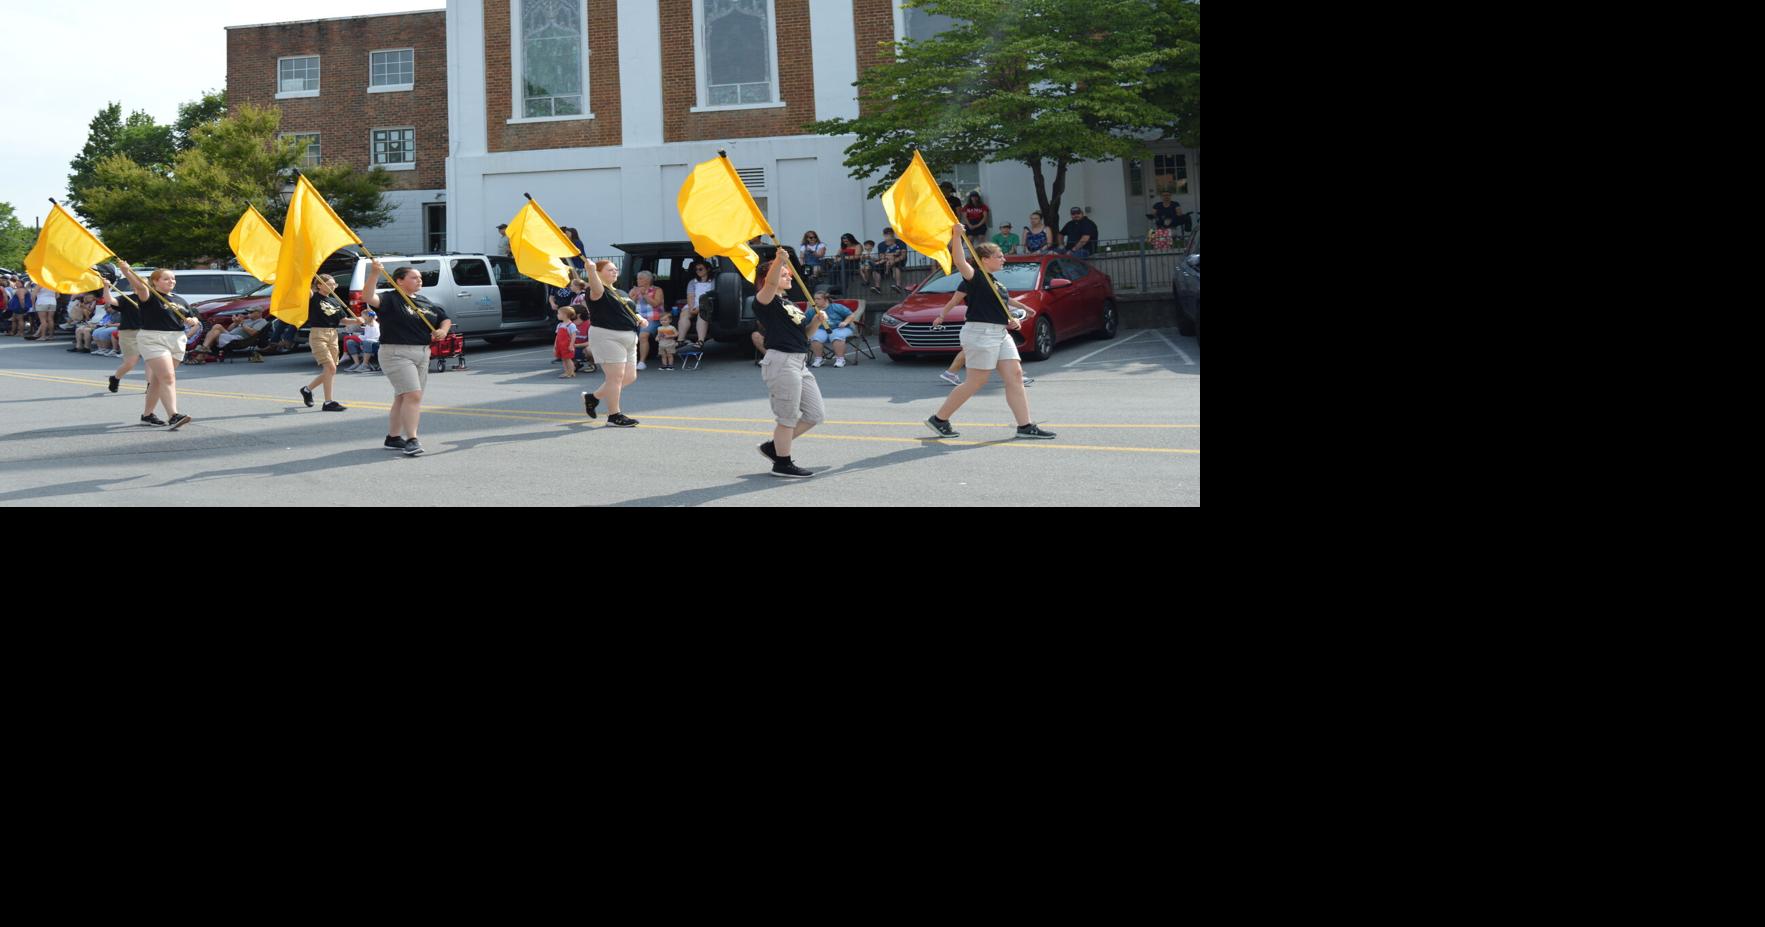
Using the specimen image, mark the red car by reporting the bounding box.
[878,255,1118,361]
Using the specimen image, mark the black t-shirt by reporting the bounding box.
[752,295,811,354]
[113,293,142,331]
[139,292,192,332]
[586,287,642,332]
[377,292,449,345]
[308,293,350,329]
[959,276,1011,326]
[1151,203,1180,229]
[1062,218,1100,249]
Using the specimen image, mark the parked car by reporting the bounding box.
[155,270,264,307]
[878,254,1118,362]
[1174,223,1199,338]
[343,253,559,344]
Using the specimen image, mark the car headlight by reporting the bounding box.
[880,313,904,328]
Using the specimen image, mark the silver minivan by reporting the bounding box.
[345,254,556,343]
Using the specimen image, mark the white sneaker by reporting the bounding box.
[1022,377,1036,388]
[812,356,825,368]
[637,362,647,370]
[834,357,846,368]
[940,371,963,387]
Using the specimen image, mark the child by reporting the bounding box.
[859,240,877,291]
[345,310,380,372]
[572,311,595,374]
[555,306,580,378]
[657,316,680,370]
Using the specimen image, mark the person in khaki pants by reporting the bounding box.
[752,253,828,479]
[299,275,352,412]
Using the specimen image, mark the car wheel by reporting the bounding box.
[1026,316,1056,361]
[1099,299,1119,339]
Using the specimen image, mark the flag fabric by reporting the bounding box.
[882,150,960,276]
[23,202,113,294]
[270,175,363,326]
[504,199,579,288]
[229,205,282,285]
[677,154,774,282]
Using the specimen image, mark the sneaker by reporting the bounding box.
[582,392,599,419]
[925,415,960,439]
[166,413,193,432]
[812,356,825,368]
[402,439,425,457]
[322,401,347,412]
[140,414,166,427]
[384,435,409,450]
[940,371,963,387]
[607,413,639,428]
[770,459,814,479]
[108,376,120,394]
[299,387,315,408]
[1014,423,1057,440]
[66,347,81,353]
[1022,377,1035,388]
[834,357,846,368]
[636,362,647,371]
[759,441,778,463]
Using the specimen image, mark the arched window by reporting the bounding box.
[699,0,776,107]
[518,0,588,119]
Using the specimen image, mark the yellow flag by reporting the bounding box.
[505,198,579,288]
[23,202,113,294]
[271,176,362,326]
[229,205,282,285]
[677,154,774,282]
[883,150,959,276]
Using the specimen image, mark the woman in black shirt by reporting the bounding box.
[115,260,198,431]
[753,253,828,478]
[580,260,644,428]
[299,274,353,413]
[925,230,1055,441]
[365,262,453,457]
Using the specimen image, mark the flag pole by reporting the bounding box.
[291,171,436,335]
[716,151,825,328]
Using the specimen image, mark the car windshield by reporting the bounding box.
[174,276,238,295]
[915,264,1042,294]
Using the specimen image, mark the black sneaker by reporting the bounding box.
[402,439,425,457]
[299,387,315,408]
[607,413,639,428]
[759,441,778,463]
[140,414,166,427]
[166,413,193,432]
[582,392,599,419]
[322,401,347,412]
[384,435,409,450]
[108,376,120,394]
[925,415,960,439]
[1015,423,1057,440]
[771,459,814,479]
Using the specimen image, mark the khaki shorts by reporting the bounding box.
[310,329,340,367]
[959,321,1021,371]
[760,350,825,428]
[590,327,639,366]
[380,343,431,396]
[119,330,140,361]
[137,330,187,364]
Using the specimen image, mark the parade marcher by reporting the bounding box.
[924,230,1055,441]
[580,260,644,428]
[365,262,452,457]
[108,287,145,395]
[114,261,198,431]
[298,274,352,412]
[753,252,827,479]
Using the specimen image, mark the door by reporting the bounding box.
[445,258,501,334]
[425,204,447,253]
[487,256,550,325]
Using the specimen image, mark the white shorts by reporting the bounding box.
[959,321,1021,371]
[590,327,639,366]
[136,330,187,363]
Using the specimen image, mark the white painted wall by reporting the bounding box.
[359,188,445,255]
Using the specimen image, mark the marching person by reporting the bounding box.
[365,261,452,457]
[924,230,1055,441]
[753,252,827,479]
[580,260,644,428]
[114,261,198,431]
[298,274,352,412]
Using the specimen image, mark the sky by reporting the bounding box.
[0,1,443,230]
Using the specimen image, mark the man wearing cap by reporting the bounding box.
[1059,207,1100,259]
[495,224,512,257]
[992,222,1021,256]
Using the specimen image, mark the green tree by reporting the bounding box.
[807,0,1200,220]
[66,103,125,220]
[0,202,39,269]
[175,90,228,152]
[82,104,393,266]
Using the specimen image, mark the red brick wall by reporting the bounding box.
[659,0,815,143]
[484,0,623,152]
[853,0,895,117]
[226,12,448,191]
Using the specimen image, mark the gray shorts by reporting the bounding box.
[760,350,825,428]
[380,343,431,396]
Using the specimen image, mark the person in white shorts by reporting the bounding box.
[580,260,646,428]
[115,261,199,431]
[924,229,1055,441]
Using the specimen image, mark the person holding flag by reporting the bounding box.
[580,259,645,428]
[114,260,199,431]
[365,261,451,457]
[752,252,828,479]
[298,275,353,413]
[923,228,1055,441]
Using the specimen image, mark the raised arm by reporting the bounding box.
[756,253,789,305]
[364,261,385,309]
[115,259,151,301]
[949,227,975,280]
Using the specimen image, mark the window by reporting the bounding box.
[938,164,982,197]
[516,0,589,119]
[426,204,447,253]
[282,133,321,168]
[451,259,492,287]
[1153,154,1188,195]
[697,0,779,109]
[277,56,320,98]
[370,49,415,91]
[372,128,416,170]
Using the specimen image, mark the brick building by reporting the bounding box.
[226,10,450,255]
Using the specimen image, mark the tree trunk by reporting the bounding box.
[1029,159,1071,223]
